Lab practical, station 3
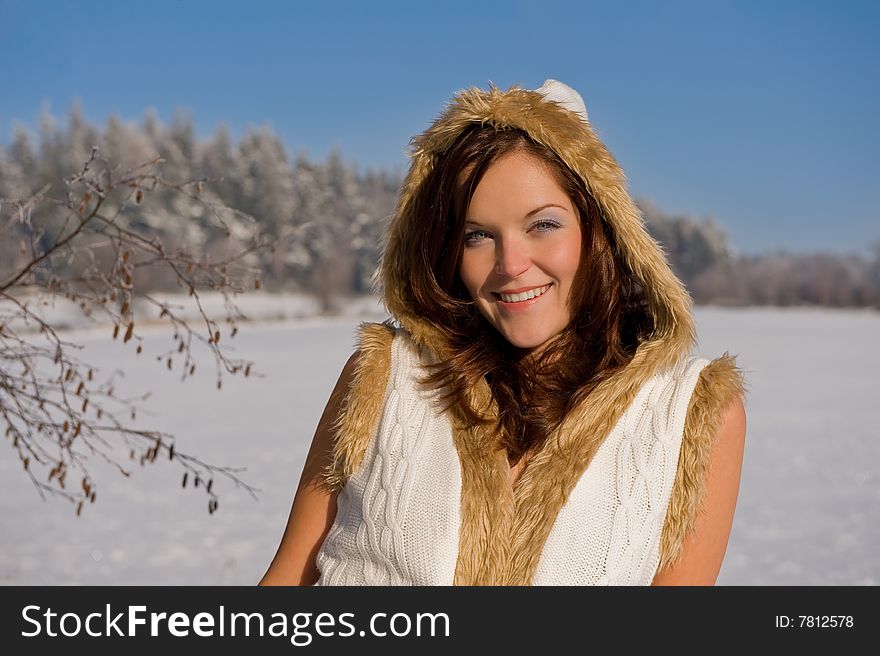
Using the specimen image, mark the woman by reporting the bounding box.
[260,79,746,586]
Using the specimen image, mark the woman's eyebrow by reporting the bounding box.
[465,203,567,226]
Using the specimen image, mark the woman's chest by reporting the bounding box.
[315,385,685,586]
[315,332,713,585]
[509,459,526,489]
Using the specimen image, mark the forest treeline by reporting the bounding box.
[2,106,878,310]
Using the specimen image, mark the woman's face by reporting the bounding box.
[458,151,582,355]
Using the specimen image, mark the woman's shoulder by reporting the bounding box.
[661,352,745,394]
[355,318,401,347]
[321,320,399,491]
[686,352,746,404]
[358,320,442,369]
[655,352,746,575]
[662,351,746,454]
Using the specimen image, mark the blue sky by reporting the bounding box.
[1,0,878,255]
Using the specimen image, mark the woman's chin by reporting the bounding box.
[500,332,554,353]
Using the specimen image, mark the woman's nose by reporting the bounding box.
[494,239,531,278]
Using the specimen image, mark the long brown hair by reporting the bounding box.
[400,124,654,464]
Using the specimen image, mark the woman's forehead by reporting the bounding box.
[466,154,573,215]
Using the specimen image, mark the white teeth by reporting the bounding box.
[499,284,550,303]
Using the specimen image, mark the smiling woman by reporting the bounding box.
[260,79,746,586]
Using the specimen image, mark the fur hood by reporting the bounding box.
[379,80,696,367]
[326,81,745,585]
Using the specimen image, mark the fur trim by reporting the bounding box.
[656,354,747,573]
[451,344,679,584]
[451,417,516,585]
[322,320,396,492]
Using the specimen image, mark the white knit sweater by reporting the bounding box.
[315,328,709,586]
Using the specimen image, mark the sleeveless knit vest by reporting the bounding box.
[315,328,710,586]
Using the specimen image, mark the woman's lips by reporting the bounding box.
[495,284,548,295]
[492,283,552,310]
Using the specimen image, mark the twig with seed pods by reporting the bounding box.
[1,148,268,516]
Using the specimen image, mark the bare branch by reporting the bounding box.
[1,147,268,516]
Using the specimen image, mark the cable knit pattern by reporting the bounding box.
[533,355,708,585]
[315,329,462,585]
[315,328,708,586]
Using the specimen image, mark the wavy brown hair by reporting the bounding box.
[400,124,654,465]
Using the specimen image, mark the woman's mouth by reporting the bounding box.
[492,284,552,307]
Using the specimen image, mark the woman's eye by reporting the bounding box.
[463,230,490,245]
[532,219,562,232]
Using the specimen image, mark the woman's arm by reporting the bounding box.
[259,351,360,586]
[651,394,747,586]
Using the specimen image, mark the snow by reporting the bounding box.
[0,291,387,332]
[1,302,878,585]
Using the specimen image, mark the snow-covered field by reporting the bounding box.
[1,302,878,585]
